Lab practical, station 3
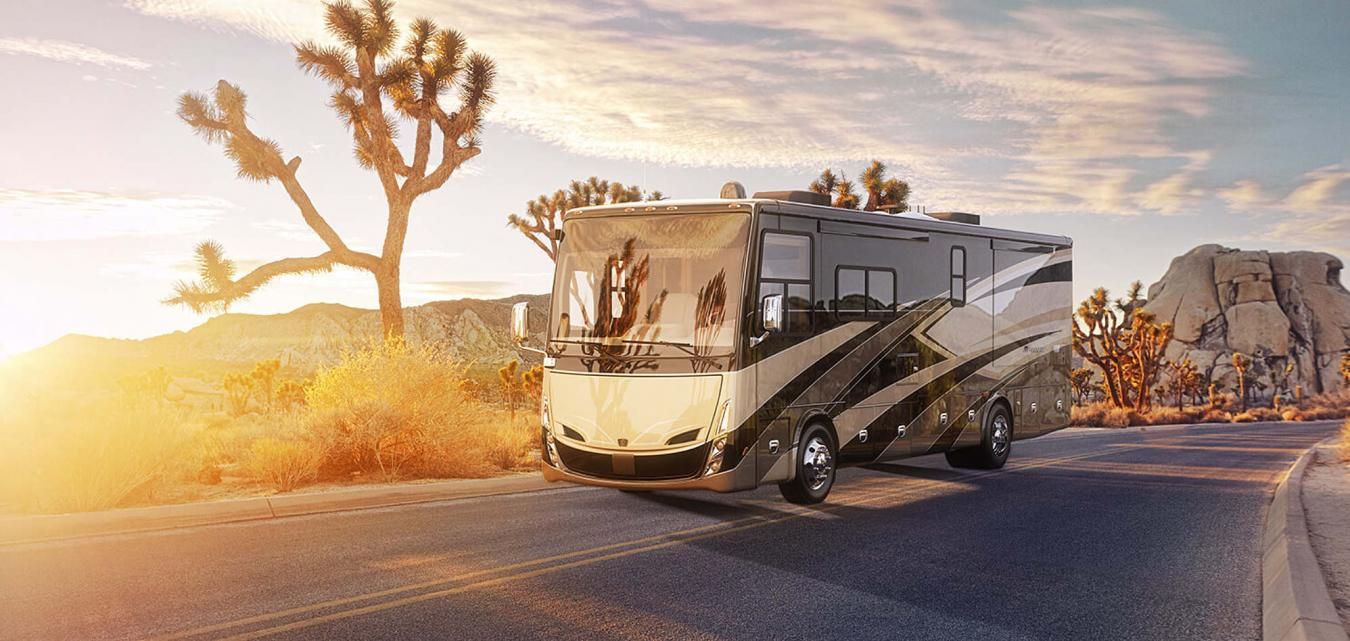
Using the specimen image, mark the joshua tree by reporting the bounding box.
[859,160,911,213]
[521,365,544,408]
[833,179,861,209]
[1164,357,1201,410]
[507,177,661,261]
[167,0,496,339]
[1232,352,1250,410]
[223,373,253,416]
[1071,282,1173,411]
[809,162,910,213]
[808,169,842,199]
[1070,367,1095,405]
[498,360,521,418]
[276,380,307,409]
[250,359,281,410]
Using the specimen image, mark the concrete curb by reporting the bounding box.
[0,473,562,547]
[1263,436,1350,641]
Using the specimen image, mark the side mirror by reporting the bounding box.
[762,294,784,333]
[511,301,530,345]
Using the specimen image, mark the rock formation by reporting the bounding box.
[1143,245,1350,398]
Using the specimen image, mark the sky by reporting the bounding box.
[1,0,1348,357]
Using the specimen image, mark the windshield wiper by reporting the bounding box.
[550,337,729,358]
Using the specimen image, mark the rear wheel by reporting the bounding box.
[945,404,1012,469]
[779,423,836,504]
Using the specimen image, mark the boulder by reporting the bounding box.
[1143,244,1223,344]
[1223,302,1290,355]
[1143,245,1350,397]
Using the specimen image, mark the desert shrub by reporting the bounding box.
[1070,403,1109,427]
[1144,407,1189,426]
[1281,408,1306,422]
[303,340,526,480]
[1303,389,1350,420]
[245,437,321,492]
[0,394,194,513]
[1232,407,1282,423]
[1200,409,1232,424]
[1102,407,1145,428]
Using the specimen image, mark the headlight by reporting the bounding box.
[540,396,551,431]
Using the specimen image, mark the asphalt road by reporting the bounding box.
[1,421,1340,641]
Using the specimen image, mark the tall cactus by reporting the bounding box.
[1232,352,1249,410]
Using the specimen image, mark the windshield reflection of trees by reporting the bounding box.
[559,238,729,374]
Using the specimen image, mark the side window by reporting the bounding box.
[950,246,967,306]
[759,232,812,334]
[870,269,895,312]
[836,268,867,314]
[834,267,896,316]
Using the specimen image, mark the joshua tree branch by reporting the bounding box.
[168,251,376,312]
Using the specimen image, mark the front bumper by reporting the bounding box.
[541,459,752,492]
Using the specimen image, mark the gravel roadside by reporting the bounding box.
[1304,436,1350,631]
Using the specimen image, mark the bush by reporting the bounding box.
[1102,407,1145,428]
[1199,409,1232,423]
[0,395,193,513]
[303,340,534,480]
[245,437,321,492]
[1232,407,1283,423]
[1070,403,1109,427]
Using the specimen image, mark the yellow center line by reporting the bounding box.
[159,449,1109,641]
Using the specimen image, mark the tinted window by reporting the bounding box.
[950,246,967,306]
[870,270,895,311]
[837,268,867,313]
[761,233,810,280]
[835,267,895,316]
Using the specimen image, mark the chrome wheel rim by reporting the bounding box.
[991,414,1010,457]
[802,435,833,491]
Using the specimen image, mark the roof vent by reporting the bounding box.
[927,211,981,225]
[752,190,830,206]
[720,181,747,199]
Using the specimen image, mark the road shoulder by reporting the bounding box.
[1304,438,1350,631]
[1263,436,1350,641]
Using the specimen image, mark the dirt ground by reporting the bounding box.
[1303,439,1350,631]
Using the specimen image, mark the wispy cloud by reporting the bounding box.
[0,37,151,69]
[128,0,1246,215]
[410,280,511,298]
[1283,164,1350,212]
[0,189,231,241]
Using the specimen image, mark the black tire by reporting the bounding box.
[945,404,1012,470]
[779,423,837,504]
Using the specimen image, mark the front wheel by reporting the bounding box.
[945,405,1012,469]
[779,423,836,504]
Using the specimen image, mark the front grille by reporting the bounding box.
[555,441,710,481]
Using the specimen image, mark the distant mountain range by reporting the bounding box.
[1,294,551,387]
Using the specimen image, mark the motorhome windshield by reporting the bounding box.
[550,213,750,370]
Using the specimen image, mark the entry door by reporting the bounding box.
[992,242,1056,431]
[753,226,815,482]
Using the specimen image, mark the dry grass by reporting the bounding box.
[0,340,541,513]
[0,394,195,513]
[1069,387,1350,428]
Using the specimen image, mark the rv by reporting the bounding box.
[512,186,1073,503]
